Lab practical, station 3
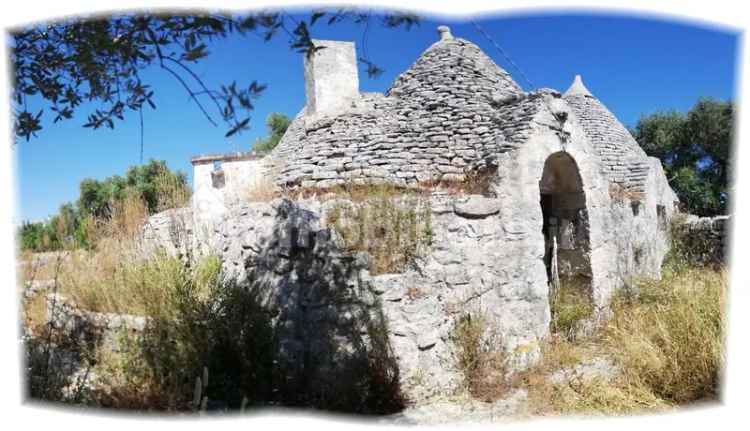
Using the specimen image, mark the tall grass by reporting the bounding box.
[241,175,279,202]
[549,276,594,340]
[518,263,727,416]
[89,253,232,410]
[154,169,192,213]
[605,266,726,403]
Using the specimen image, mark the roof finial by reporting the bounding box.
[564,74,593,98]
[437,25,453,41]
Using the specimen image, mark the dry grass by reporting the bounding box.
[605,266,726,403]
[550,276,594,340]
[155,170,192,212]
[23,191,215,316]
[59,246,181,315]
[516,335,668,416]
[452,312,510,401]
[285,169,496,201]
[516,264,726,416]
[418,168,498,197]
[287,181,423,202]
[608,183,645,203]
[323,184,432,275]
[23,293,49,336]
[242,175,280,203]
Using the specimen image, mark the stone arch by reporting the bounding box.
[539,151,593,301]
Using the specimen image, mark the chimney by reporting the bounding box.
[303,39,359,115]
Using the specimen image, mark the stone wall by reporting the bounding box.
[142,193,556,403]
[45,293,148,354]
[672,215,731,266]
[141,159,680,403]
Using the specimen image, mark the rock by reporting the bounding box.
[417,330,439,350]
[547,356,619,386]
[453,195,502,218]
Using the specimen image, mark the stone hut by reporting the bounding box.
[162,26,680,403]
[264,25,678,307]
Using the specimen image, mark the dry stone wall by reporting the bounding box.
[673,215,731,266]
[45,293,148,355]
[141,194,553,403]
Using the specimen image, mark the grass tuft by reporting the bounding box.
[605,266,726,403]
[550,277,594,341]
[452,312,509,401]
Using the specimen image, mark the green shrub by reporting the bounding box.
[80,252,277,411]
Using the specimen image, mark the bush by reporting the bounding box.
[66,252,276,411]
[18,160,190,252]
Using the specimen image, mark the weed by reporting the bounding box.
[518,263,726,416]
[241,175,280,202]
[549,276,594,340]
[608,183,645,203]
[452,312,509,401]
[324,184,432,275]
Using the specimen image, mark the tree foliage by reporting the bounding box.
[252,112,291,152]
[18,160,189,251]
[632,98,734,216]
[77,159,189,218]
[11,10,420,143]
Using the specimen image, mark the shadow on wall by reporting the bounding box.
[28,200,406,414]
[248,201,405,413]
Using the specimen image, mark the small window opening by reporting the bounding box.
[631,201,640,216]
[211,159,225,189]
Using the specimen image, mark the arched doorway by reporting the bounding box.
[539,152,593,333]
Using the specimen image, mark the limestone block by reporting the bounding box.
[453,195,502,218]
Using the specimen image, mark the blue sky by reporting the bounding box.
[12,11,739,222]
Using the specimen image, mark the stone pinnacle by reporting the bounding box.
[564,74,594,98]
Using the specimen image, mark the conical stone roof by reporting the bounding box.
[563,75,651,194]
[267,26,543,189]
[387,26,524,103]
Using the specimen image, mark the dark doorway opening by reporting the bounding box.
[540,152,593,335]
